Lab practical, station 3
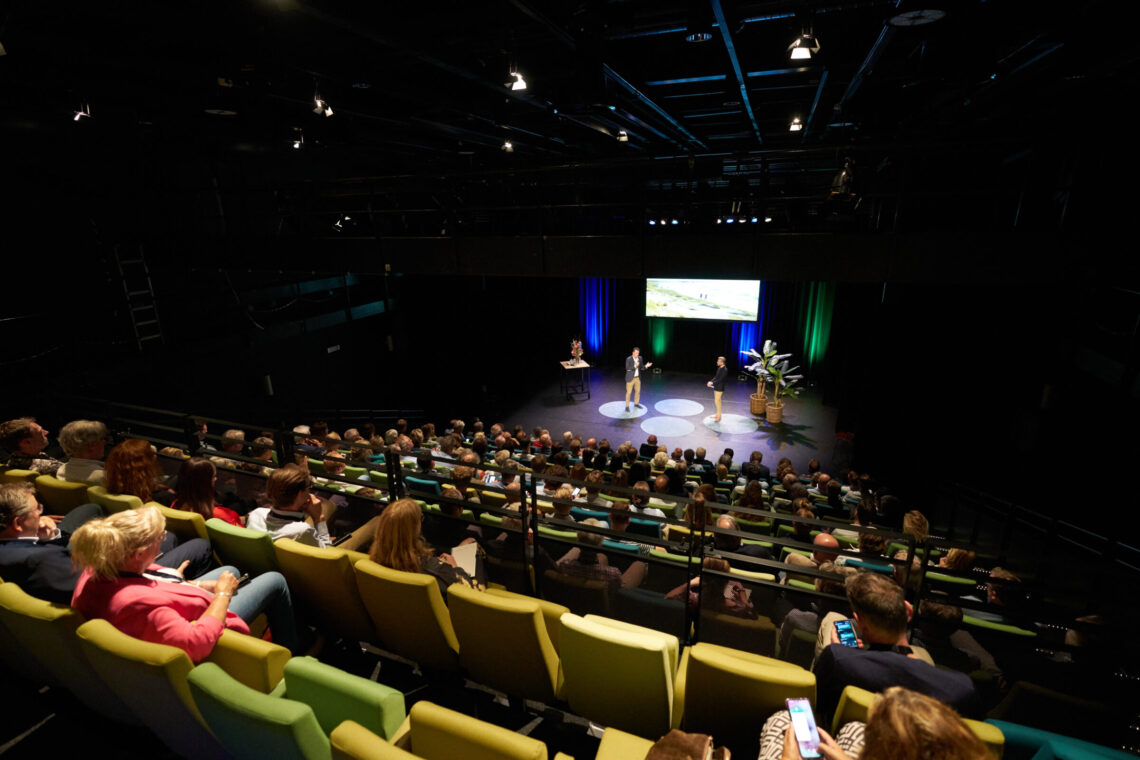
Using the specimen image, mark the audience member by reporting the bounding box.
[105,438,175,505]
[555,518,646,590]
[1,417,63,476]
[56,419,109,485]
[758,686,989,760]
[1,482,214,602]
[369,498,485,600]
[70,506,301,661]
[812,572,976,725]
[171,457,242,526]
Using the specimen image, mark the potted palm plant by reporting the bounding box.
[744,341,803,423]
[745,340,777,415]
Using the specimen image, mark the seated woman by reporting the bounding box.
[70,506,302,661]
[104,438,175,506]
[758,685,989,760]
[171,457,242,526]
[369,498,485,599]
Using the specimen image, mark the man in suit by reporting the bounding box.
[0,483,213,603]
[707,355,728,422]
[624,347,652,412]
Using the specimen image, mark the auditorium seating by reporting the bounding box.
[187,657,406,760]
[5,407,1133,757]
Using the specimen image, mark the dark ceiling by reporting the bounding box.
[0,0,1130,243]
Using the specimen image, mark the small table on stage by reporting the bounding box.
[560,359,591,400]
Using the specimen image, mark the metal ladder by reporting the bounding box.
[113,244,164,351]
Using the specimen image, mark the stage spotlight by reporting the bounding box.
[502,140,514,152]
[292,128,304,149]
[648,219,657,226]
[764,216,773,223]
[726,217,735,224]
[313,92,333,117]
[73,103,91,121]
[750,217,758,223]
[617,130,628,142]
[788,33,820,60]
[659,219,666,225]
[789,116,803,132]
[716,218,722,224]
[507,71,528,91]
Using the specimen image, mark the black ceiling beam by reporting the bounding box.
[505,0,706,152]
[710,0,763,145]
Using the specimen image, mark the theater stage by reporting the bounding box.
[496,367,847,475]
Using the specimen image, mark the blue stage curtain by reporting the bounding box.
[579,277,616,356]
[728,281,770,364]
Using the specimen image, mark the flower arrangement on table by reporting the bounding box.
[570,339,584,364]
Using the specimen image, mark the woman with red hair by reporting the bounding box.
[104,438,174,505]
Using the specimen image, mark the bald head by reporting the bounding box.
[813,532,840,563]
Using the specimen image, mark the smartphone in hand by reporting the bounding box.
[787,697,821,758]
[834,619,859,648]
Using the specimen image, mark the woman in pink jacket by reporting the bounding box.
[70,506,301,661]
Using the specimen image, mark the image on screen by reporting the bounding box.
[645,278,760,321]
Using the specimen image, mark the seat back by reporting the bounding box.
[447,583,560,704]
[541,568,611,617]
[85,485,143,513]
[699,610,778,656]
[353,559,459,672]
[559,613,678,737]
[0,582,136,723]
[274,539,376,643]
[405,476,441,496]
[159,505,209,542]
[206,517,281,575]
[402,700,551,760]
[283,655,406,741]
[680,642,815,757]
[332,721,420,760]
[187,662,330,760]
[34,475,92,513]
[75,618,230,759]
[0,468,39,484]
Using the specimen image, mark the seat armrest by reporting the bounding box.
[672,647,689,730]
[205,629,290,692]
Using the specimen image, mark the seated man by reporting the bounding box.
[812,571,976,726]
[0,483,212,602]
[786,532,840,572]
[630,480,667,519]
[555,518,646,590]
[1,417,64,476]
[247,464,378,550]
[56,419,109,485]
[713,514,773,561]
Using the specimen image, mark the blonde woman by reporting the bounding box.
[70,506,301,661]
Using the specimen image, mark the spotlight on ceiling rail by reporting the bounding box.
[788,33,820,61]
[507,71,528,91]
[73,103,91,121]
[617,130,628,142]
[789,116,803,132]
[313,91,333,117]
[502,140,514,152]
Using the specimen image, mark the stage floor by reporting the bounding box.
[498,367,845,475]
